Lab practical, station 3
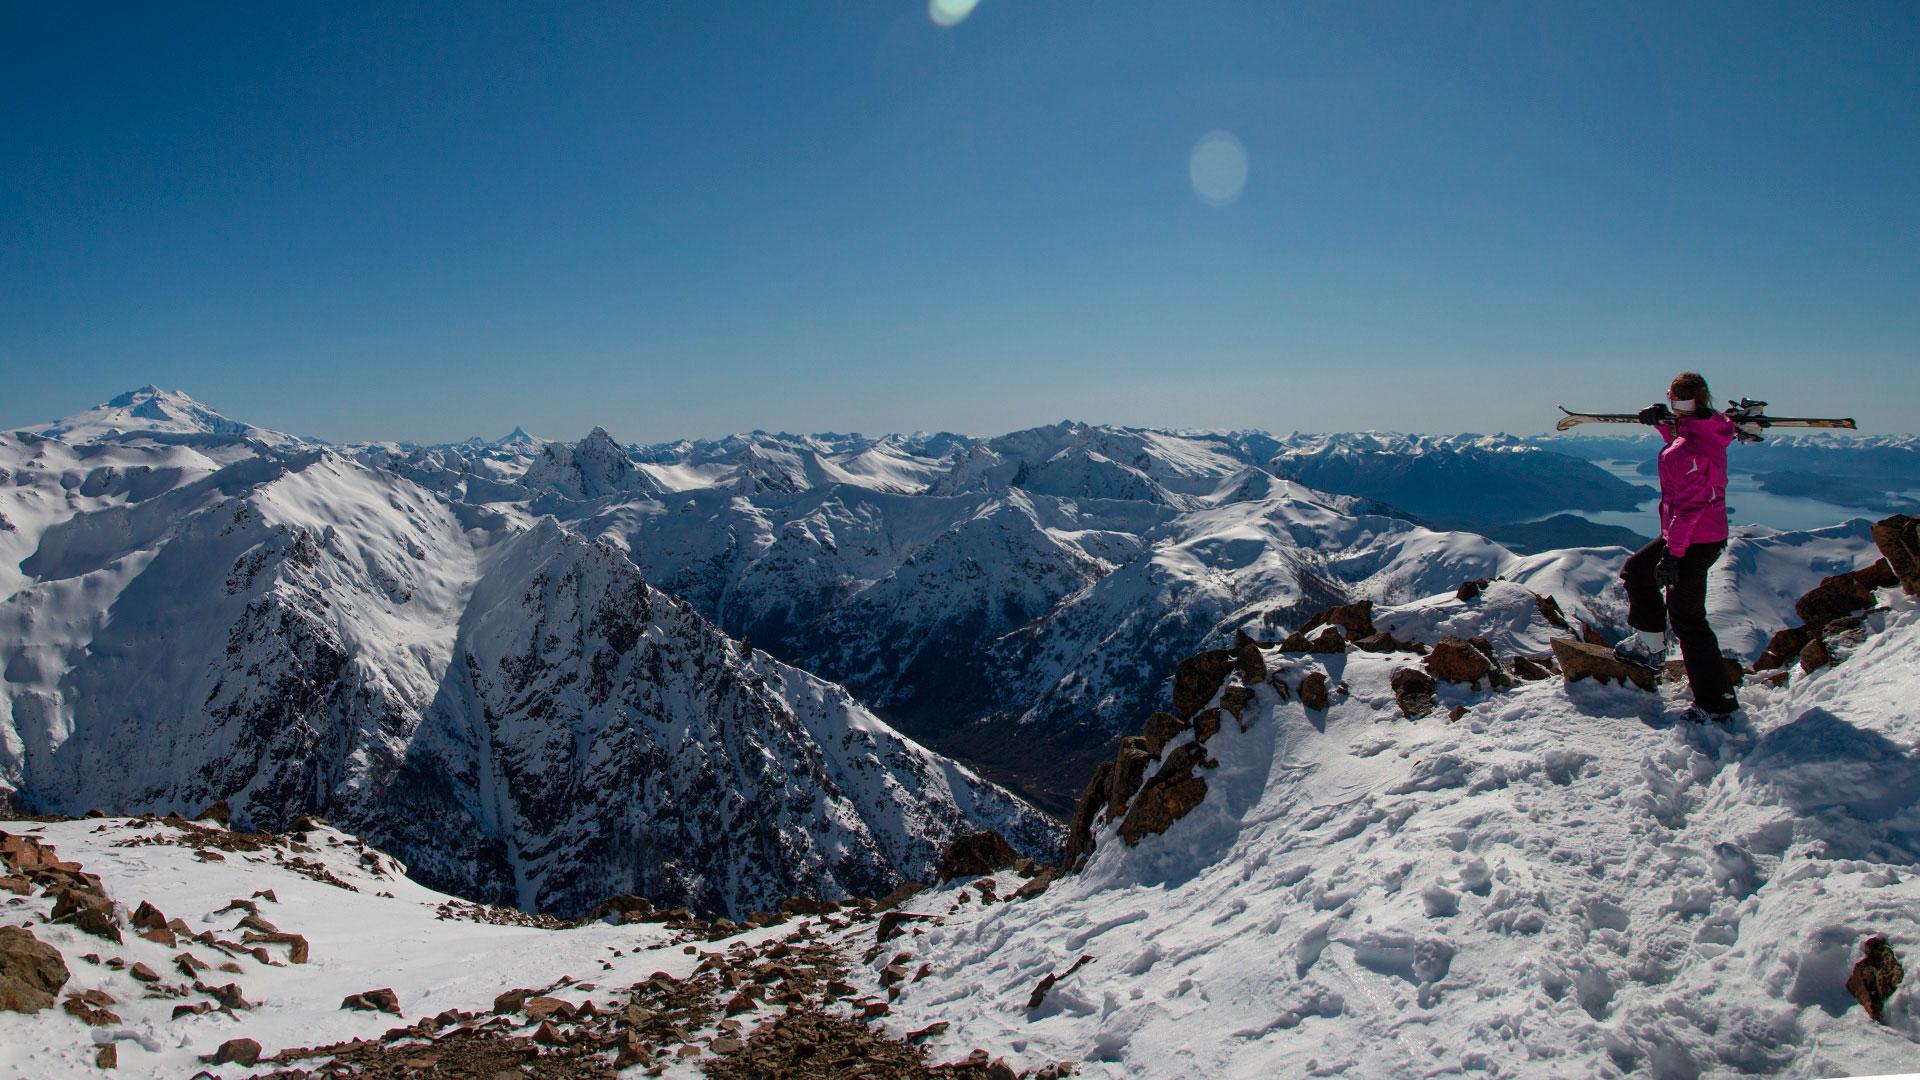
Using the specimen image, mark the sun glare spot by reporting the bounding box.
[1189,131,1248,207]
[929,0,980,27]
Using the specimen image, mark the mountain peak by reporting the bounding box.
[32,386,276,444]
[498,425,537,446]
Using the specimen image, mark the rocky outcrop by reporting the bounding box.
[1872,514,1920,595]
[1756,546,1901,675]
[1297,672,1331,712]
[1171,649,1237,719]
[1300,601,1375,640]
[936,832,1017,882]
[0,926,69,1013]
[1390,668,1438,719]
[1847,936,1905,1024]
[1456,578,1493,602]
[1551,638,1658,692]
[1117,744,1211,846]
[1425,636,1494,686]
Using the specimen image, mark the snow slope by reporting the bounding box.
[870,593,1920,1078]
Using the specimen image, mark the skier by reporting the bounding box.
[1613,371,1740,722]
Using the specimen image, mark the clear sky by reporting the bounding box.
[3,2,1916,444]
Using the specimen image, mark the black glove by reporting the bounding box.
[1655,554,1681,588]
[1638,403,1673,426]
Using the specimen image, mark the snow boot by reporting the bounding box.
[1612,628,1665,668]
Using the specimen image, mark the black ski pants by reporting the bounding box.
[1622,538,1736,712]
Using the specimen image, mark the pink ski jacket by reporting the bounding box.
[1657,412,1734,556]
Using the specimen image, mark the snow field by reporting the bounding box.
[866,596,1920,1078]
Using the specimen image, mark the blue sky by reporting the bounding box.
[3,2,1916,443]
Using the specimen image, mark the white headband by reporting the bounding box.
[1670,398,1698,413]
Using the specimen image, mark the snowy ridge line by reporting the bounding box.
[850,564,1920,1078]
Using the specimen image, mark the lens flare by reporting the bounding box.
[1188,131,1248,207]
[929,0,980,27]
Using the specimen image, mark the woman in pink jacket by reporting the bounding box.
[1615,371,1739,721]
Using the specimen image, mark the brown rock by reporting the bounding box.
[525,995,575,1020]
[342,987,400,1014]
[1534,593,1571,630]
[129,901,168,932]
[1027,954,1095,1009]
[1307,627,1346,654]
[1456,578,1492,602]
[906,1021,950,1043]
[1390,668,1438,719]
[1795,571,1878,630]
[1220,684,1256,719]
[1297,672,1330,712]
[1064,760,1115,871]
[1172,648,1237,718]
[1267,673,1293,702]
[1448,705,1470,722]
[1426,636,1494,685]
[1118,744,1209,845]
[1190,708,1223,746]
[1233,629,1269,683]
[241,931,309,964]
[63,994,121,1026]
[876,911,932,943]
[1351,631,1424,654]
[206,1038,261,1066]
[51,888,122,943]
[1800,636,1834,673]
[1551,638,1659,692]
[1847,936,1905,1023]
[192,800,231,828]
[1511,655,1553,681]
[1013,865,1060,901]
[936,830,1017,882]
[95,1043,117,1069]
[0,926,70,1013]
[1140,711,1188,756]
[1872,514,1920,595]
[0,875,29,896]
[492,988,529,1014]
[1105,736,1157,820]
[1277,630,1314,653]
[199,982,253,1010]
[137,927,177,948]
[1754,625,1816,671]
[1301,600,1376,640]
[128,962,160,983]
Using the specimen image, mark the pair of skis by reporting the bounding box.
[1556,398,1856,441]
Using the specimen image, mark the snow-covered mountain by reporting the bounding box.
[0,400,1053,917]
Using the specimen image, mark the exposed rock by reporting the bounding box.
[1872,514,1920,595]
[1551,638,1658,692]
[1301,600,1376,640]
[1266,674,1293,702]
[1171,648,1236,719]
[936,831,1017,882]
[1426,636,1494,686]
[64,993,121,1026]
[1063,761,1116,871]
[1307,627,1347,654]
[1390,668,1438,719]
[1847,936,1905,1023]
[1534,593,1571,630]
[1456,578,1493,602]
[1447,706,1470,722]
[206,1038,262,1066]
[342,987,401,1014]
[1220,684,1256,719]
[1352,631,1424,654]
[0,926,69,1013]
[1190,703,1221,745]
[1795,571,1880,630]
[1232,630,1268,683]
[1118,744,1209,846]
[242,930,311,964]
[873,882,927,911]
[130,900,169,932]
[1026,954,1095,1010]
[193,800,231,828]
[1105,739,1156,820]
[95,1044,116,1069]
[1012,865,1060,901]
[1754,625,1816,671]
[875,911,931,943]
[1297,672,1331,712]
[1140,711,1188,757]
[1800,636,1834,674]
[51,888,121,943]
[1511,655,1554,682]
[591,894,655,922]
[129,962,160,983]
[1277,630,1314,653]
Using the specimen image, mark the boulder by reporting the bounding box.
[1426,636,1494,685]
[51,888,121,943]
[1232,630,1268,683]
[342,987,401,1014]
[1220,685,1256,719]
[1456,578,1493,602]
[1104,738,1157,820]
[1533,593,1571,630]
[192,800,231,828]
[1297,672,1331,712]
[0,926,69,1013]
[1799,635,1834,674]
[1551,638,1658,692]
[936,831,1017,883]
[1190,709,1223,746]
[1118,745,1210,846]
[206,1038,261,1067]
[1300,600,1376,640]
[1847,936,1905,1023]
[1307,628,1347,654]
[1390,668,1438,719]
[1352,631,1424,654]
[1277,630,1313,653]
[1872,514,1920,595]
[591,894,654,922]
[1172,648,1236,718]
[1140,711,1188,756]
[1795,572,1878,631]
[1511,655,1554,682]
[1063,761,1116,871]
[1754,625,1815,671]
